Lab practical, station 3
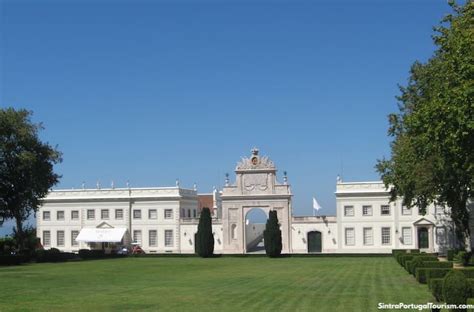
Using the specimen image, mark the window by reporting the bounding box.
[71,230,79,247]
[57,231,65,247]
[402,205,412,215]
[133,210,141,219]
[344,206,354,217]
[402,227,412,245]
[363,227,373,245]
[133,230,142,245]
[164,209,173,219]
[187,209,191,218]
[148,209,157,220]
[362,205,372,216]
[71,210,79,220]
[87,209,95,220]
[43,231,51,247]
[381,205,391,216]
[149,230,157,247]
[193,210,197,218]
[43,211,51,221]
[381,227,391,245]
[57,211,65,220]
[101,209,109,219]
[115,209,123,220]
[165,230,173,247]
[345,228,355,246]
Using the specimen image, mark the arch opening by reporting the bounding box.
[244,208,268,253]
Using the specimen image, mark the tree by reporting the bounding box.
[0,108,62,250]
[376,2,473,249]
[264,210,282,257]
[195,207,214,258]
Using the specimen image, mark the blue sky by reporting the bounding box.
[1,0,452,235]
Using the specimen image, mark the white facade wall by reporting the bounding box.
[335,181,455,254]
[291,217,338,253]
[36,181,461,254]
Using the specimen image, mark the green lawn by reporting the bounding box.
[0,256,434,311]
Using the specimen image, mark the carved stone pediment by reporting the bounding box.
[236,148,275,171]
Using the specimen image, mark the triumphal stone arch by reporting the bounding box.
[222,148,293,253]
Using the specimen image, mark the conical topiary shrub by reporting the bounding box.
[263,210,282,257]
[195,207,214,258]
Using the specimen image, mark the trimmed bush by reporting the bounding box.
[396,252,405,264]
[400,255,415,267]
[410,257,424,275]
[426,268,453,285]
[443,270,469,308]
[456,251,472,266]
[36,249,76,263]
[460,268,474,279]
[264,210,282,257]
[416,268,429,283]
[195,207,214,258]
[469,279,474,298]
[392,249,407,257]
[405,260,413,272]
[468,298,474,312]
[430,278,444,301]
[0,254,21,266]
[422,261,453,268]
[399,254,437,267]
[78,249,105,259]
[447,249,457,261]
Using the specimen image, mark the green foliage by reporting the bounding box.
[36,248,62,263]
[460,268,474,279]
[78,249,106,259]
[447,249,457,261]
[426,268,453,285]
[430,278,444,302]
[0,237,15,253]
[468,298,474,312]
[455,251,472,266]
[195,207,214,258]
[416,262,453,283]
[443,270,469,307]
[0,254,21,266]
[392,249,407,257]
[0,108,62,249]
[410,257,424,275]
[376,2,474,248]
[405,260,413,272]
[263,210,282,257]
[400,255,415,267]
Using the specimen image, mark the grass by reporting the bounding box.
[0,257,434,311]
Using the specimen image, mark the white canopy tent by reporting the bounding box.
[76,228,127,243]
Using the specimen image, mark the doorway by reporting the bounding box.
[307,231,322,253]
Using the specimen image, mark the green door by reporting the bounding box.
[308,231,322,253]
[418,228,429,249]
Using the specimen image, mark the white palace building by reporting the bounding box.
[36,149,471,254]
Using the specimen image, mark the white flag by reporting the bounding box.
[313,197,322,212]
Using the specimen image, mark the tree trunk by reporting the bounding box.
[451,194,471,252]
[15,216,24,251]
